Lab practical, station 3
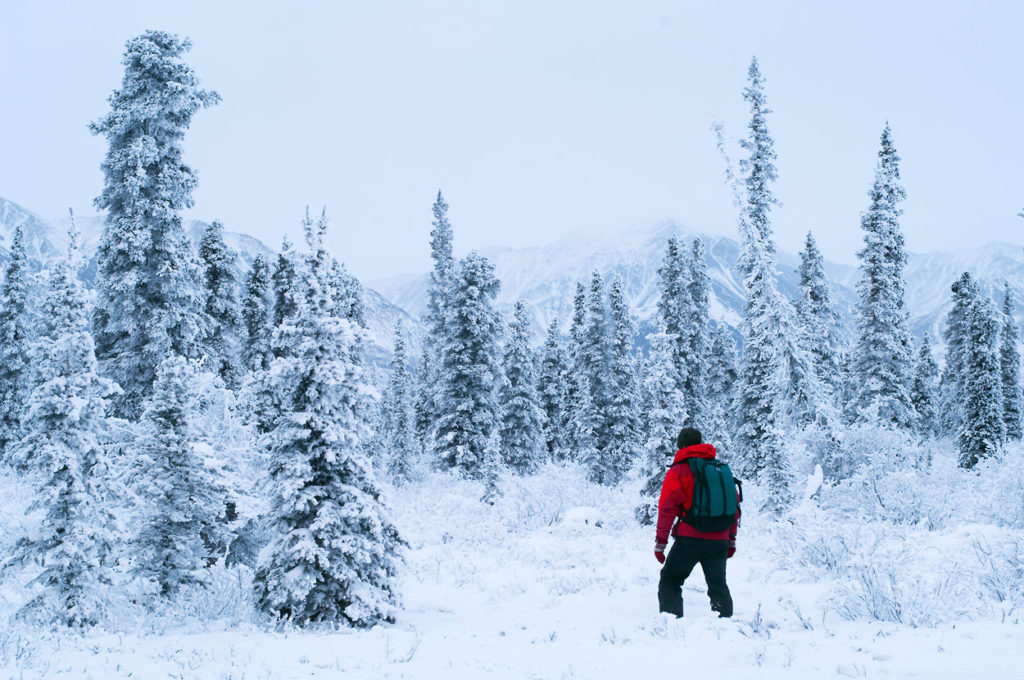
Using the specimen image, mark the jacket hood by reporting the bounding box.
[672,443,717,464]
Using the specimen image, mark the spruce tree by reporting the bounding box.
[134,355,229,595]
[636,331,687,524]
[242,254,274,373]
[657,237,688,391]
[272,236,298,330]
[940,272,975,432]
[958,284,1004,467]
[850,125,915,428]
[1000,283,1022,440]
[538,318,569,460]
[255,210,401,626]
[90,31,217,417]
[563,282,589,452]
[684,238,711,422]
[604,277,641,484]
[420,191,456,446]
[434,252,503,478]
[499,302,545,474]
[5,223,118,626]
[795,232,843,397]
[577,272,614,483]
[0,225,32,458]
[199,220,244,388]
[380,322,416,483]
[910,336,939,439]
[733,57,789,508]
[738,57,778,257]
[706,324,738,452]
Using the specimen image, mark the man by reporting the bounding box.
[654,427,738,618]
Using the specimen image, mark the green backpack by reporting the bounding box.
[675,457,742,533]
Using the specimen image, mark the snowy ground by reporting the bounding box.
[3,463,1023,679]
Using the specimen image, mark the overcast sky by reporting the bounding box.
[1,1,1021,280]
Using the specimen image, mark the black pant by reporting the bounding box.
[658,537,732,618]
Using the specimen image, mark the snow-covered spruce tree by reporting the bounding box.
[795,231,843,399]
[242,254,274,373]
[379,322,416,484]
[849,125,915,428]
[657,236,689,392]
[420,191,457,445]
[272,236,299,331]
[705,324,738,453]
[90,31,217,418]
[707,325,738,412]
[134,355,229,596]
[684,238,711,423]
[910,335,940,439]
[958,284,1005,467]
[576,272,615,483]
[0,224,32,459]
[499,302,545,474]
[328,254,367,329]
[4,223,119,627]
[604,277,641,484]
[733,57,790,509]
[738,57,778,257]
[940,272,975,433]
[255,210,401,626]
[636,331,687,524]
[412,345,433,443]
[562,282,588,456]
[538,318,569,460]
[1000,283,1022,440]
[199,220,244,388]
[434,252,503,478]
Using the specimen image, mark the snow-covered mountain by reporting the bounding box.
[0,195,414,364]
[371,218,1024,349]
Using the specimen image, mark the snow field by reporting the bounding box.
[3,459,1023,678]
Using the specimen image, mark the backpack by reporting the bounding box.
[674,457,742,533]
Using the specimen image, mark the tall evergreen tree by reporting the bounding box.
[90,31,217,418]
[706,324,738,453]
[0,225,32,457]
[636,331,687,524]
[603,277,641,484]
[795,232,843,398]
[958,284,1004,467]
[577,272,614,483]
[499,302,545,474]
[199,220,243,388]
[419,191,457,443]
[434,253,503,478]
[910,336,939,439]
[5,223,118,626]
[1000,283,1022,440]
[272,236,298,330]
[134,355,228,595]
[242,254,274,373]
[684,238,711,422]
[255,210,401,626]
[850,125,915,428]
[940,272,975,432]
[738,57,778,258]
[563,282,589,450]
[657,237,688,391]
[538,318,569,460]
[379,323,416,483]
[733,57,789,508]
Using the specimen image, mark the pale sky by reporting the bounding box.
[1,1,1021,280]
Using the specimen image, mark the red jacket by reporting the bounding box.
[655,443,739,549]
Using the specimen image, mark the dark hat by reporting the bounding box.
[677,427,702,449]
